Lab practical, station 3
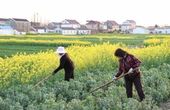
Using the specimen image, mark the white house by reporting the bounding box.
[147,26,156,34]
[133,27,150,34]
[55,27,77,35]
[0,18,10,26]
[0,26,14,35]
[102,22,108,30]
[14,29,26,35]
[61,19,80,29]
[48,22,61,27]
[120,24,131,31]
[76,28,91,34]
[33,26,47,34]
[164,26,170,29]
[155,28,170,34]
[29,27,36,33]
[120,20,136,32]
[46,26,57,33]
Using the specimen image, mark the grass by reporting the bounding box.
[0,44,56,58]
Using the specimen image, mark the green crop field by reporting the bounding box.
[0,34,146,58]
[0,34,170,109]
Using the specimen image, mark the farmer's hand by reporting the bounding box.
[113,76,117,83]
[128,68,133,74]
[52,72,55,75]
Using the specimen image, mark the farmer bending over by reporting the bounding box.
[113,48,145,101]
[52,46,75,81]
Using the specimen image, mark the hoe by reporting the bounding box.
[32,73,53,89]
[88,68,138,93]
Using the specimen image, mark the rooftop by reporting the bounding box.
[0,26,13,29]
[13,18,29,22]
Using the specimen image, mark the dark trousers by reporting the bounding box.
[64,70,74,81]
[125,73,145,101]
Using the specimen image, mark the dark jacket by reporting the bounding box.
[116,53,141,77]
[53,53,75,74]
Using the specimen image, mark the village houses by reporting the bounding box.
[0,18,30,35]
[55,19,80,35]
[0,17,170,35]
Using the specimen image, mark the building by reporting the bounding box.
[30,22,41,27]
[91,30,100,34]
[164,26,170,29]
[55,27,77,35]
[155,28,170,34]
[86,20,100,30]
[48,22,61,28]
[0,18,10,26]
[99,22,108,32]
[147,26,156,34]
[120,20,136,32]
[0,26,14,35]
[33,26,47,34]
[10,18,30,32]
[15,29,26,35]
[106,20,119,32]
[133,27,150,34]
[29,27,36,33]
[61,19,80,29]
[76,27,91,35]
[46,26,58,33]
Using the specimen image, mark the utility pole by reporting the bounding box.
[37,13,38,23]
[40,17,42,26]
[34,12,36,26]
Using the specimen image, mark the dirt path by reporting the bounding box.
[159,100,170,110]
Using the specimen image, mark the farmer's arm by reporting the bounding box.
[53,58,65,75]
[131,55,142,69]
[115,60,123,77]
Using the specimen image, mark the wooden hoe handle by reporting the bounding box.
[88,68,138,93]
[32,73,53,89]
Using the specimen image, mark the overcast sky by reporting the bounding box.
[1,0,169,26]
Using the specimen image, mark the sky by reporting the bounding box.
[1,0,170,27]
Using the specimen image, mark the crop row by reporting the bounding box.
[144,38,170,46]
[0,38,92,47]
[0,63,170,109]
[0,42,170,88]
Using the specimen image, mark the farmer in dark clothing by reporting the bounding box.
[113,48,145,101]
[52,46,75,81]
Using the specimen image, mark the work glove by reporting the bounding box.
[128,68,133,74]
[113,76,117,83]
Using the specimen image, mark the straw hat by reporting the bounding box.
[55,46,67,53]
